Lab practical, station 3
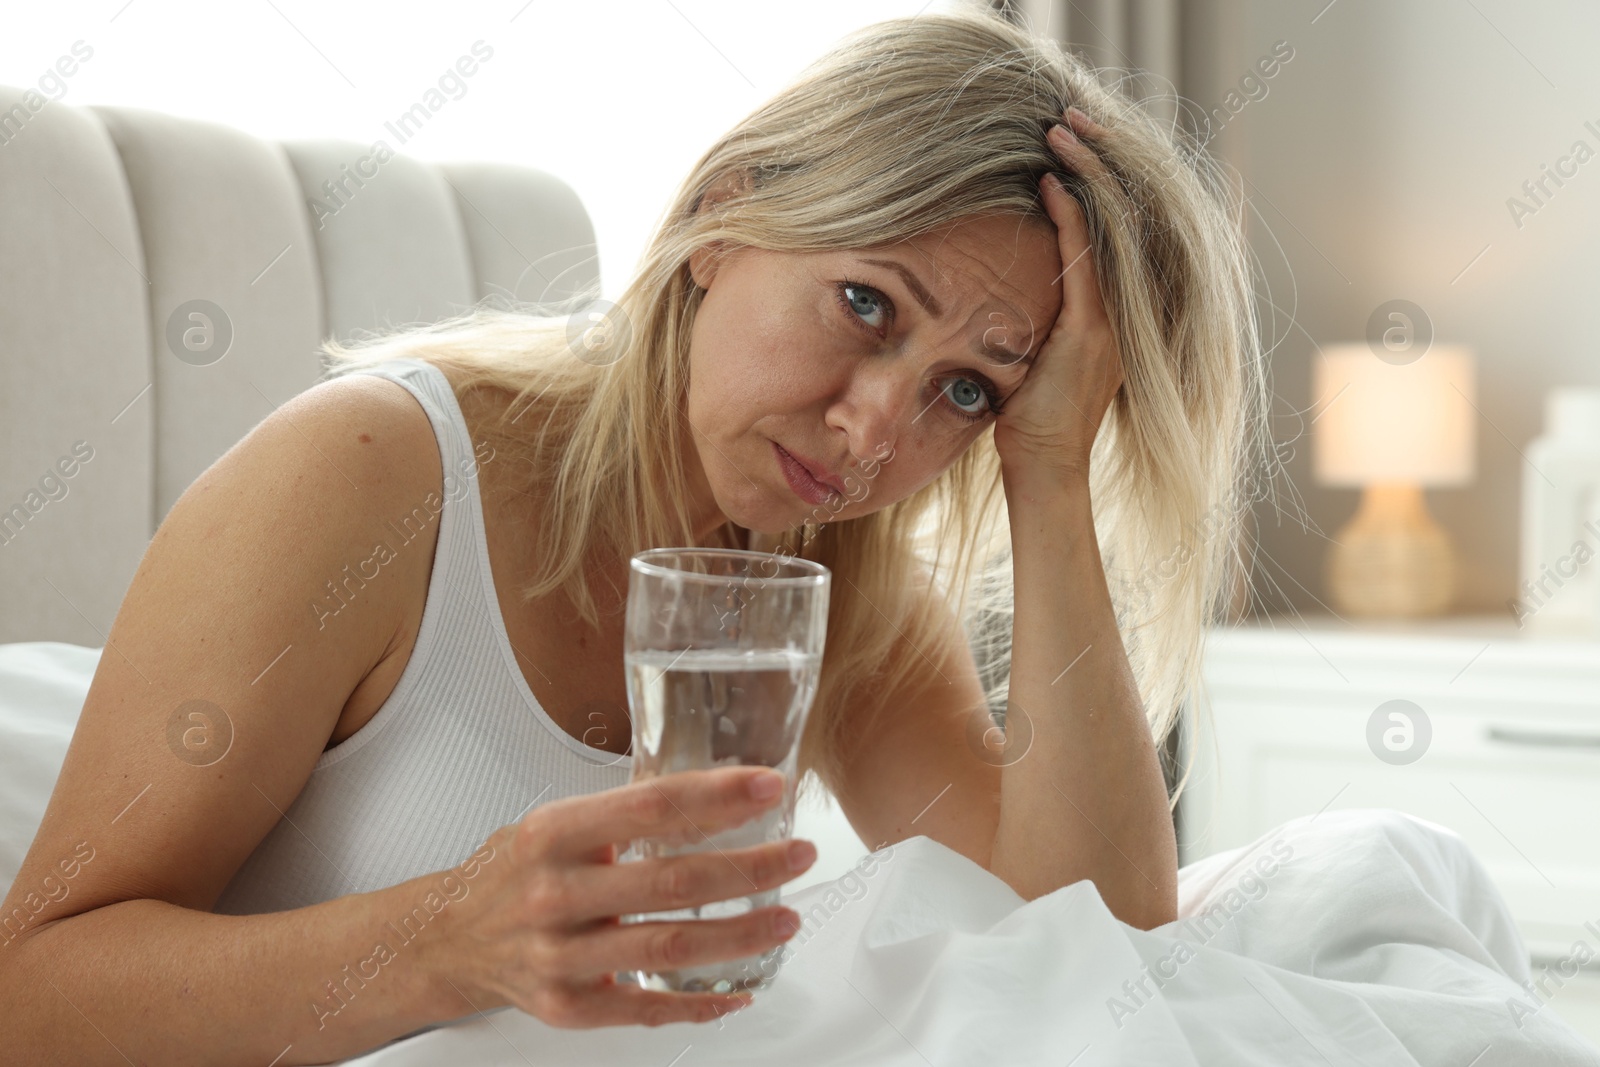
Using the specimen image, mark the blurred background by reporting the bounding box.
[1158,0,1600,622]
[7,0,1594,618]
[4,0,1599,1041]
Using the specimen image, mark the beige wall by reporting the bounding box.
[1183,0,1600,615]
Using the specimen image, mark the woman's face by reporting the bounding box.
[682,213,1063,537]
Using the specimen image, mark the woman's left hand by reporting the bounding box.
[991,106,1126,485]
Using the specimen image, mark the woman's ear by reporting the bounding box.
[688,242,723,289]
[696,167,755,215]
[689,168,754,289]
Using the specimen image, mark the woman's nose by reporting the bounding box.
[824,363,915,466]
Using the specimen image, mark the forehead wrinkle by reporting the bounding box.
[901,228,1030,325]
[938,234,1043,363]
[864,220,1055,366]
[985,220,1058,358]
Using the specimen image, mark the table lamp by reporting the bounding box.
[1312,344,1477,617]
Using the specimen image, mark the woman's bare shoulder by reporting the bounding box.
[0,370,447,925]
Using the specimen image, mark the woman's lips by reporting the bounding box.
[773,442,840,506]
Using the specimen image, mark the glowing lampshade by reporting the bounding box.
[1313,344,1476,487]
[1312,344,1477,617]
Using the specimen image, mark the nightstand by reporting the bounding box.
[1180,613,1600,1044]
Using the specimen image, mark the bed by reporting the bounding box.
[3,641,1598,1065]
[4,89,1598,1066]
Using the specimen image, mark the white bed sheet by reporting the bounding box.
[3,642,1597,1065]
[338,810,1599,1066]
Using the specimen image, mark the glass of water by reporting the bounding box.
[617,547,830,995]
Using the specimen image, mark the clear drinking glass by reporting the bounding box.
[617,547,831,994]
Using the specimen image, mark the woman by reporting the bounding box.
[0,7,1266,1063]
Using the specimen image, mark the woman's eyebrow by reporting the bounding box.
[860,257,944,318]
[859,256,1034,369]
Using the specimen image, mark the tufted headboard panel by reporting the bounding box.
[0,88,600,645]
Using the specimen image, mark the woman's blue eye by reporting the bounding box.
[833,279,1005,425]
[841,282,888,330]
[943,378,991,421]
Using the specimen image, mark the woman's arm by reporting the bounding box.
[0,373,456,1064]
[986,106,1178,929]
[0,372,811,1062]
[987,464,1177,928]
[1,869,459,1065]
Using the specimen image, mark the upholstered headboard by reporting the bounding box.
[0,87,601,645]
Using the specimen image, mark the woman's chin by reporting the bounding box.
[731,506,826,540]
[719,485,856,541]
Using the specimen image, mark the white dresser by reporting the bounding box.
[1182,613,1600,1043]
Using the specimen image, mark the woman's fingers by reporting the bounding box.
[1066,104,1108,142]
[556,838,813,925]
[990,104,1129,474]
[542,976,755,1030]
[1042,106,1125,390]
[1042,115,1115,338]
[1039,171,1102,340]
[552,905,802,983]
[526,766,786,862]
[1054,105,1113,179]
[450,769,809,1031]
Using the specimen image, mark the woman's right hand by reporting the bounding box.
[432,765,818,1028]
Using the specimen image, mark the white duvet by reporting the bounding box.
[3,642,1598,1066]
[341,812,1599,1067]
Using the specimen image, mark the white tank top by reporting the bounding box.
[212,358,633,916]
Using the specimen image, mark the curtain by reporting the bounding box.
[991,0,1208,130]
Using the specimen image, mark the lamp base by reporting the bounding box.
[1326,483,1456,618]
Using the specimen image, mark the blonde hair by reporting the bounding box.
[320,3,1269,810]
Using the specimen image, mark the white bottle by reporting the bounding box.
[1519,388,1600,634]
